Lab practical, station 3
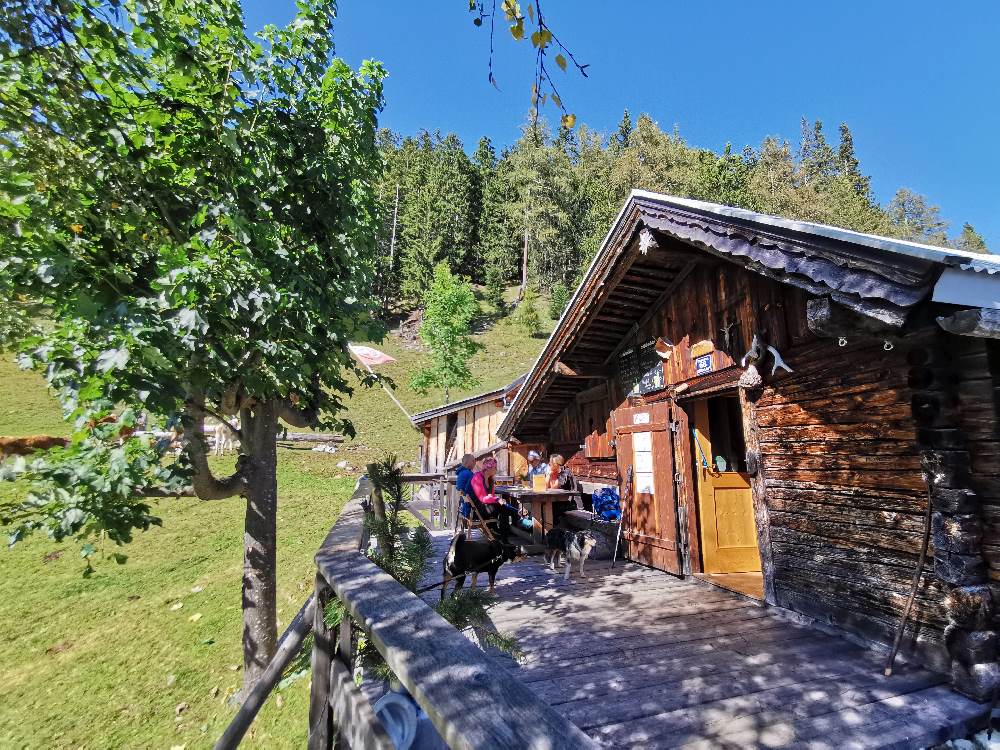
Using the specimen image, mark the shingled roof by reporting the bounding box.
[496,190,1000,441]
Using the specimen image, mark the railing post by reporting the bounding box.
[308,574,334,750]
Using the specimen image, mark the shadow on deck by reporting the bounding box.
[420,531,986,749]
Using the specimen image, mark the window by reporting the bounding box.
[632,430,655,494]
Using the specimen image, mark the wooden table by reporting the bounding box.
[495,487,582,548]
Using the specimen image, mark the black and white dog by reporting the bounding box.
[441,532,526,600]
[545,528,598,580]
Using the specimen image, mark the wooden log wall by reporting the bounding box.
[646,263,814,384]
[545,260,963,671]
[946,335,1000,699]
[549,387,617,482]
[420,400,509,473]
[755,334,950,671]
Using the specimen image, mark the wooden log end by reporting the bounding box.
[944,584,993,628]
[952,660,1000,702]
[945,625,998,666]
[937,554,989,588]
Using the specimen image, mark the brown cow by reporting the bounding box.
[0,435,69,460]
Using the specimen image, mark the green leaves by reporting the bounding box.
[409,264,482,400]
[0,0,389,564]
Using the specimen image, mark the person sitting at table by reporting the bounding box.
[471,457,520,542]
[455,453,476,521]
[523,449,548,483]
[546,454,578,491]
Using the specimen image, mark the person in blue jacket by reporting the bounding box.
[455,453,476,520]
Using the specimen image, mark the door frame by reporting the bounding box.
[676,387,777,604]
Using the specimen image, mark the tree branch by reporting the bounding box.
[275,397,319,429]
[185,397,242,440]
[183,393,247,500]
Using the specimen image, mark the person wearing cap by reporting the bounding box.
[471,457,519,542]
[524,449,548,483]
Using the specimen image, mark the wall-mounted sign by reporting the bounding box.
[695,354,713,375]
[632,412,650,425]
[618,339,665,395]
[691,339,715,359]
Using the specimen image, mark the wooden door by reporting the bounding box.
[613,402,682,575]
[692,400,761,574]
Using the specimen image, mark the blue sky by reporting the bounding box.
[244,2,1000,247]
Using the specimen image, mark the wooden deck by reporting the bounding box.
[421,532,986,749]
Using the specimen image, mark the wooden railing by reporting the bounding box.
[307,476,598,750]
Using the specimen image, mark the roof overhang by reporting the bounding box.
[496,191,1000,442]
[410,375,526,426]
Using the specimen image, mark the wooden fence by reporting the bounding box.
[306,476,597,750]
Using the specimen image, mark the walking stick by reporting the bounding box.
[611,465,632,570]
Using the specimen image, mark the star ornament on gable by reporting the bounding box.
[638,227,659,256]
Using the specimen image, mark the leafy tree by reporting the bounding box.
[0,0,385,695]
[512,285,542,336]
[887,188,950,246]
[957,222,990,254]
[548,282,570,320]
[410,264,482,402]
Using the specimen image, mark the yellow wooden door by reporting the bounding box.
[692,400,761,574]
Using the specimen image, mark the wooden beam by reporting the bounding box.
[807,297,897,338]
[554,361,610,378]
[937,308,1000,339]
[604,258,698,365]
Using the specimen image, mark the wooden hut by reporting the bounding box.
[496,190,1000,701]
[413,376,526,475]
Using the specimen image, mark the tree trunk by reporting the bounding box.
[519,204,529,301]
[240,402,280,698]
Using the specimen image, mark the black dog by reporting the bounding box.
[441,532,525,600]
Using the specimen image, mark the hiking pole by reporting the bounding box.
[611,465,632,570]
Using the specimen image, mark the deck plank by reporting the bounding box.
[426,530,985,748]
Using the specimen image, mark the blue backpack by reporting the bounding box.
[591,487,621,522]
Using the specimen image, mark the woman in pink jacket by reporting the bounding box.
[470,457,520,542]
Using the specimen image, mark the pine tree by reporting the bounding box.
[399,132,477,301]
[887,188,949,246]
[512,286,542,336]
[506,118,579,287]
[798,119,838,189]
[957,222,990,254]
[837,123,870,197]
[475,146,520,290]
[613,109,633,152]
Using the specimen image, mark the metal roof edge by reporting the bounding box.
[630,190,1000,273]
[411,375,527,425]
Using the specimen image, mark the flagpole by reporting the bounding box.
[350,348,413,423]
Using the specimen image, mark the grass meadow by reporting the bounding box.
[0,291,553,748]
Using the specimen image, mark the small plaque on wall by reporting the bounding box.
[695,354,713,375]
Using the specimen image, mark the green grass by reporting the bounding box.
[0,444,355,749]
[0,293,552,749]
[341,294,554,467]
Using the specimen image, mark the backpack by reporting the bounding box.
[591,487,621,522]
